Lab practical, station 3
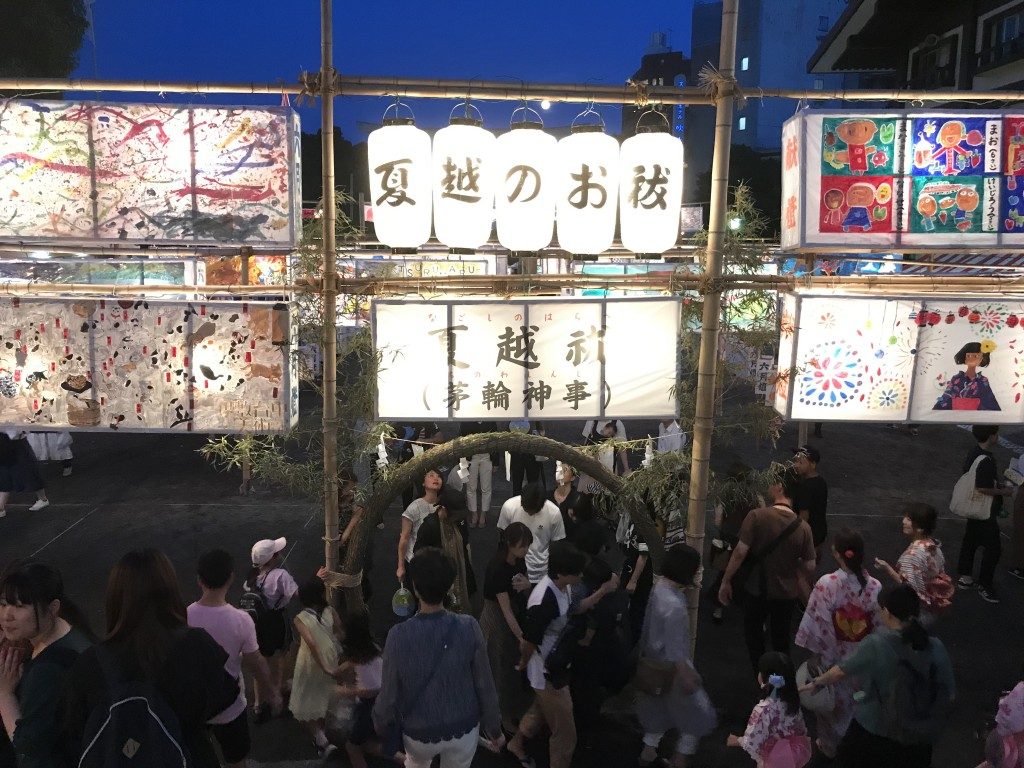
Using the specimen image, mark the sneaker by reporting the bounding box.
[979,586,1000,603]
[62,466,72,477]
[957,575,974,589]
[28,499,49,512]
[1011,569,1024,581]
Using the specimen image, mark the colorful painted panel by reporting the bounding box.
[0,298,296,433]
[0,100,299,246]
[820,116,899,176]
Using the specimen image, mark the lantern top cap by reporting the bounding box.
[510,104,544,130]
[510,120,544,130]
[570,124,606,134]
[449,116,484,127]
[382,117,415,127]
[382,99,416,125]
[571,103,606,132]
[448,100,484,126]
[635,108,672,134]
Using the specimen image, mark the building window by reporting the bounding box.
[909,33,958,88]
[740,56,749,70]
[818,15,829,32]
[814,78,824,90]
[981,8,1024,69]
[738,117,747,130]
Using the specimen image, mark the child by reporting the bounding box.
[334,609,402,767]
[727,653,811,768]
[244,537,298,721]
[289,577,343,755]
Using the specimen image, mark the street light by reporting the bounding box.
[540,99,551,110]
[728,215,743,231]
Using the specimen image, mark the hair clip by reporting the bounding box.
[844,549,855,559]
[768,673,786,689]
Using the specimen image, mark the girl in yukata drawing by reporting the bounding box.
[726,652,811,768]
[794,529,882,760]
[933,340,1001,411]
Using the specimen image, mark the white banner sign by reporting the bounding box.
[373,298,680,420]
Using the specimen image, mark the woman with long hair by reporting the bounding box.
[0,562,92,767]
[479,521,534,733]
[795,528,882,759]
[874,503,951,627]
[64,549,239,768]
[726,652,811,768]
[801,584,956,768]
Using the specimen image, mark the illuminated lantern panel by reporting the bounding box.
[618,132,685,254]
[495,125,557,251]
[555,130,621,255]
[432,122,497,249]
[367,122,433,249]
[775,292,1024,426]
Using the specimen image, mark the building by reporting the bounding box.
[809,0,1024,92]
[686,0,853,201]
[620,32,691,141]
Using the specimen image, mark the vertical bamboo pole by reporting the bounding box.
[685,0,740,641]
[321,0,340,575]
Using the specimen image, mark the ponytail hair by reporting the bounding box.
[880,584,929,651]
[833,527,867,592]
[0,560,96,642]
[758,651,800,715]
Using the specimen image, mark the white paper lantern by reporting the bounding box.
[367,120,433,248]
[555,128,620,255]
[495,122,556,251]
[619,131,685,254]
[432,119,497,249]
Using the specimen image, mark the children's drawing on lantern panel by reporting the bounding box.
[909,117,988,177]
[91,105,195,241]
[909,300,1024,424]
[788,297,917,421]
[820,117,898,177]
[191,110,292,243]
[818,176,895,234]
[911,177,987,234]
[0,102,94,239]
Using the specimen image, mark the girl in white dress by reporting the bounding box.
[289,577,343,755]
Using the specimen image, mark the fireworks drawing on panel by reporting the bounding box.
[798,341,865,407]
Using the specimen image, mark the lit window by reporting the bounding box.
[738,117,747,130]
[814,78,824,90]
[740,56,749,71]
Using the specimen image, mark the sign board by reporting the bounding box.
[0,298,298,433]
[373,297,680,420]
[0,101,301,247]
[781,110,1024,252]
[775,292,1024,424]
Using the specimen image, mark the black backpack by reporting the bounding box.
[882,635,954,745]
[239,575,272,628]
[78,646,192,768]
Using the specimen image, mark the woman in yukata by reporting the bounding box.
[934,340,1001,411]
[978,680,1024,768]
[794,529,882,761]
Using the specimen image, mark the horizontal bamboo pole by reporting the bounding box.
[0,282,299,296]
[759,87,1024,102]
[0,77,305,95]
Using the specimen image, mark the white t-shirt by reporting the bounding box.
[524,576,570,690]
[497,497,566,583]
[402,497,435,561]
[355,655,383,692]
[187,602,259,724]
[582,419,627,441]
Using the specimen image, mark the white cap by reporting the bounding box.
[251,537,287,567]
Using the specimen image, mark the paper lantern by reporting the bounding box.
[432,119,497,249]
[555,128,620,255]
[495,122,557,251]
[367,119,433,248]
[619,131,685,254]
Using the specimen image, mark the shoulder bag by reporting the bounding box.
[732,507,803,605]
[950,455,993,520]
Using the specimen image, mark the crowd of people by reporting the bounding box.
[0,418,1022,768]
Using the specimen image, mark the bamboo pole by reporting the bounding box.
[686,0,740,643]
[0,282,301,296]
[320,0,341,580]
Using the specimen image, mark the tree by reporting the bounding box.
[695,144,782,237]
[0,0,89,79]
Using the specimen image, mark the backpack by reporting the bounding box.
[79,646,192,768]
[882,636,954,745]
[239,574,272,628]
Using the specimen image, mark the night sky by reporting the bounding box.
[71,0,696,141]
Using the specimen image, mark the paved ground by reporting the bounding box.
[1,416,1021,767]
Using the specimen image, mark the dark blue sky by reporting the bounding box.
[71,0,696,140]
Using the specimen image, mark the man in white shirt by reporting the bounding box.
[581,419,627,442]
[658,419,686,453]
[497,481,566,583]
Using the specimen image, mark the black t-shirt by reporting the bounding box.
[792,475,829,545]
[483,557,527,601]
[964,444,1001,517]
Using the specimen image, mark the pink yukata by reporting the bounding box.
[739,697,811,768]
[987,682,1024,768]
[794,569,882,756]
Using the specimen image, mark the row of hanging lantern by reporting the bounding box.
[367,100,685,255]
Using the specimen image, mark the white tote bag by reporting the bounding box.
[950,455,994,520]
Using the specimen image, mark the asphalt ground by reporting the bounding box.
[1,417,1022,767]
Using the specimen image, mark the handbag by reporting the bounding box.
[732,509,802,604]
[950,455,993,520]
[924,572,955,612]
